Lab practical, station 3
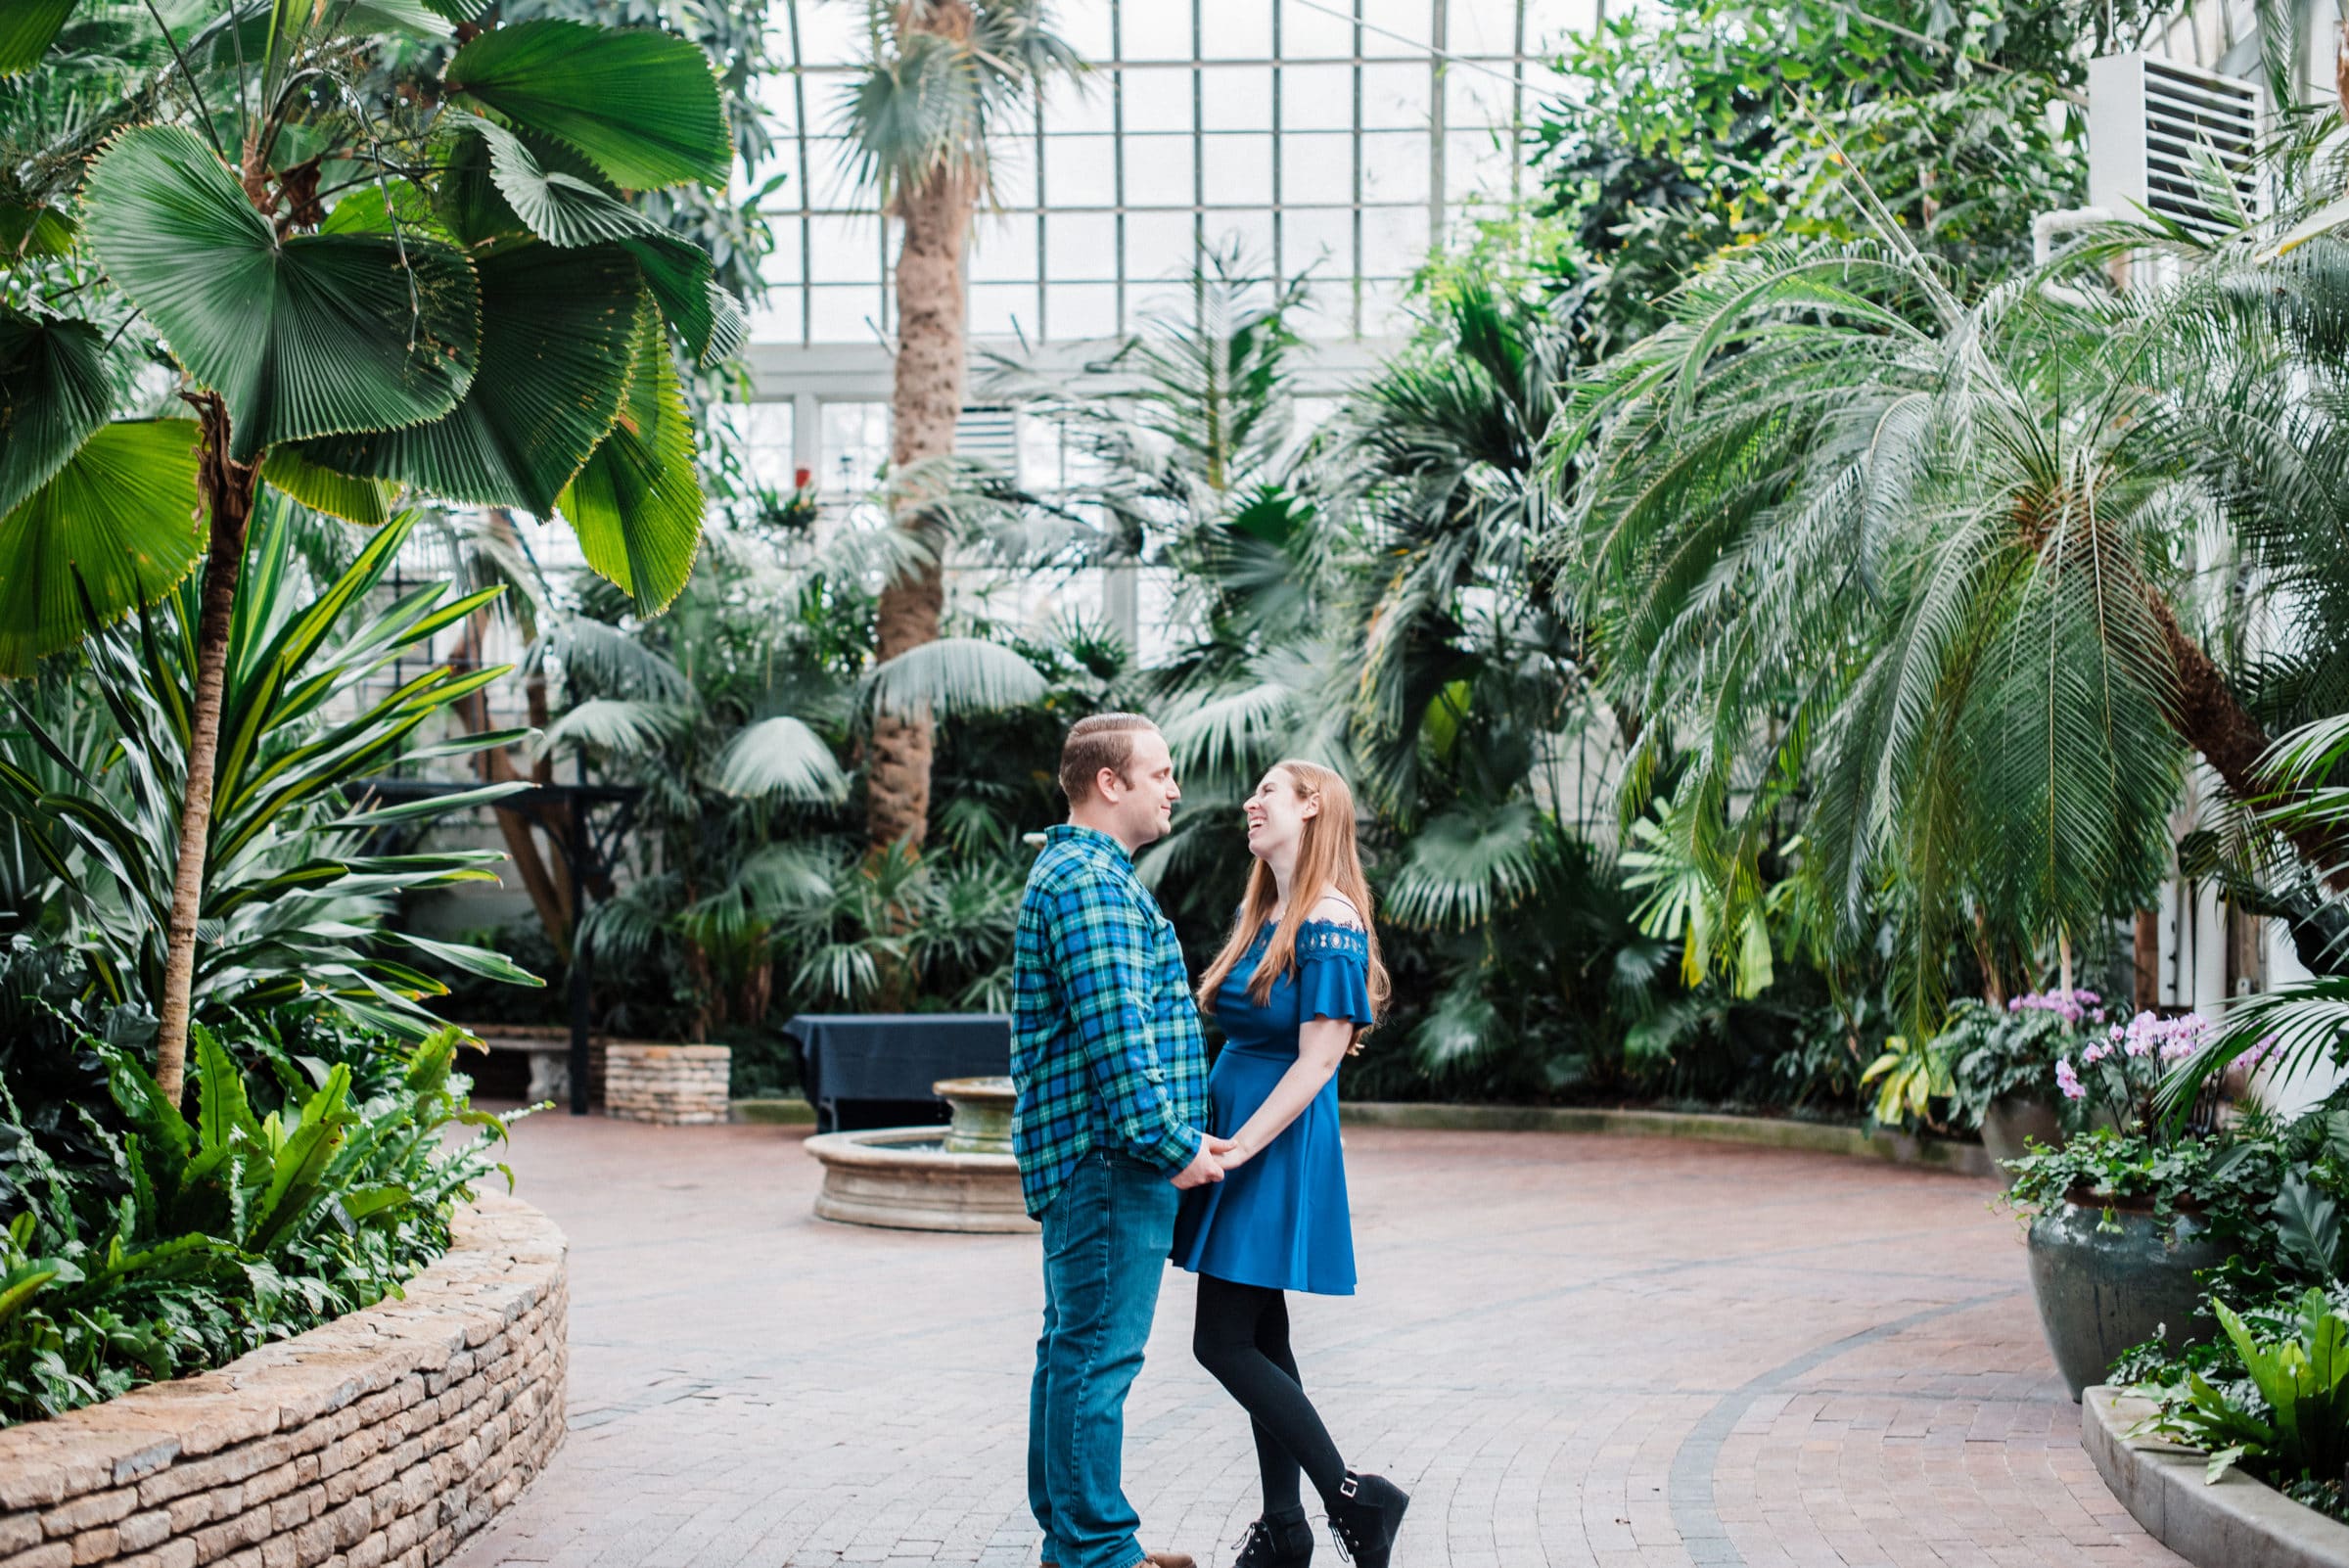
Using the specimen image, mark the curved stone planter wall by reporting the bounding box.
[0,1191,567,1568]
[2083,1385,2349,1568]
[1336,1101,2001,1176]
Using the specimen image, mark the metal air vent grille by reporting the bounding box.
[2088,54,2260,238]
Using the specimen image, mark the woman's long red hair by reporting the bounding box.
[1196,761,1390,1037]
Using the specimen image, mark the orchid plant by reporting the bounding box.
[2053,1010,2274,1140]
[2004,1010,2287,1228]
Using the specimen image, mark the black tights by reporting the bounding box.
[1191,1274,1347,1520]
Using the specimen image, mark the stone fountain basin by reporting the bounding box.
[803,1128,1038,1234]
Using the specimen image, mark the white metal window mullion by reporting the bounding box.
[1430,0,1449,248]
[1352,0,1366,336]
[1511,0,1527,205]
[1112,0,1128,334]
[1271,0,1286,288]
[786,0,813,346]
[1034,75,1049,341]
[1191,0,1206,276]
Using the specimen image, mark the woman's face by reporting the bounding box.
[1243,767,1317,864]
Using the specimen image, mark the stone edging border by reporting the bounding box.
[2082,1384,2349,1567]
[728,1097,815,1126]
[1332,1101,2000,1177]
[0,1190,568,1568]
[728,1096,1997,1177]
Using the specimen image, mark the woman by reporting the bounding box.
[1170,760,1410,1568]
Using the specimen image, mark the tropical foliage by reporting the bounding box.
[2,1,735,1101]
[1933,991,2110,1127]
[2134,1290,2349,1492]
[0,1007,518,1426]
[1524,0,2152,360]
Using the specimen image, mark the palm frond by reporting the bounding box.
[863,636,1047,719]
[711,715,848,803]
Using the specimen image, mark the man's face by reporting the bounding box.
[1104,728,1180,849]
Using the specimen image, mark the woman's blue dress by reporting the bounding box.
[1171,917,1372,1296]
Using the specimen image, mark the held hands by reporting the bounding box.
[1172,1134,1245,1189]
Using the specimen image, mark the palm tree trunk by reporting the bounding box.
[2143,584,2349,888]
[866,6,976,856]
[2133,907,2160,1012]
[450,611,573,957]
[155,392,260,1104]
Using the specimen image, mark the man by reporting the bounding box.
[1014,713,1233,1568]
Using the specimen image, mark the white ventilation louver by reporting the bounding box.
[2087,54,2260,238]
[954,405,1022,476]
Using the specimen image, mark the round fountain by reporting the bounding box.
[802,1076,1036,1233]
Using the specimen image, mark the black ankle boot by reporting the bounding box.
[1231,1512,1313,1568]
[1324,1473,1408,1568]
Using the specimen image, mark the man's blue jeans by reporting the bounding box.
[1029,1148,1181,1568]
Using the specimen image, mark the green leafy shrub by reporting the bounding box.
[2004,1129,2286,1235]
[0,1016,518,1426]
[2128,1288,2349,1506]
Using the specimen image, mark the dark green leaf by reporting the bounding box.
[0,0,74,74]
[444,20,730,192]
[259,446,391,526]
[0,310,115,519]
[81,126,479,463]
[298,241,637,512]
[556,307,704,615]
[0,420,204,676]
[621,237,742,365]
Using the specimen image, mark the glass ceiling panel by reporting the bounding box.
[758,0,1576,346]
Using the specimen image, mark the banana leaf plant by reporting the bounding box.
[0,507,540,1038]
[1,1,737,1099]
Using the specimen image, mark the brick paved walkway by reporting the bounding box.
[449,1115,2182,1568]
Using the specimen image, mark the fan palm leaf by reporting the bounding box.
[864,636,1047,720]
[712,715,849,803]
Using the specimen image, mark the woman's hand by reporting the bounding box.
[1219,1137,1255,1170]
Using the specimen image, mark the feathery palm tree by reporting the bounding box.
[841,0,1081,853]
[1544,219,2349,1027]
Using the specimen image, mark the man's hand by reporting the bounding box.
[1172,1135,1237,1189]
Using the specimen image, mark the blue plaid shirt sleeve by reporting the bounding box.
[1047,877,1203,1176]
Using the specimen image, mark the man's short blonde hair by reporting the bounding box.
[1059,714,1159,803]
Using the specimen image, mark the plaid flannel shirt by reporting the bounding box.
[1010,824,1209,1219]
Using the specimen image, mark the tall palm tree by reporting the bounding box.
[2,3,733,1099]
[842,0,1079,853]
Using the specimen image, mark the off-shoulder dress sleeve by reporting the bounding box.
[1294,919,1373,1027]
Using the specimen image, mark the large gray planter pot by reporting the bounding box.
[2027,1199,2226,1401]
[1981,1094,2064,1174]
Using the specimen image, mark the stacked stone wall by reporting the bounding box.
[602,1044,730,1126]
[0,1192,567,1568]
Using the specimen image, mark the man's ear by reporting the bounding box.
[1095,765,1123,802]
